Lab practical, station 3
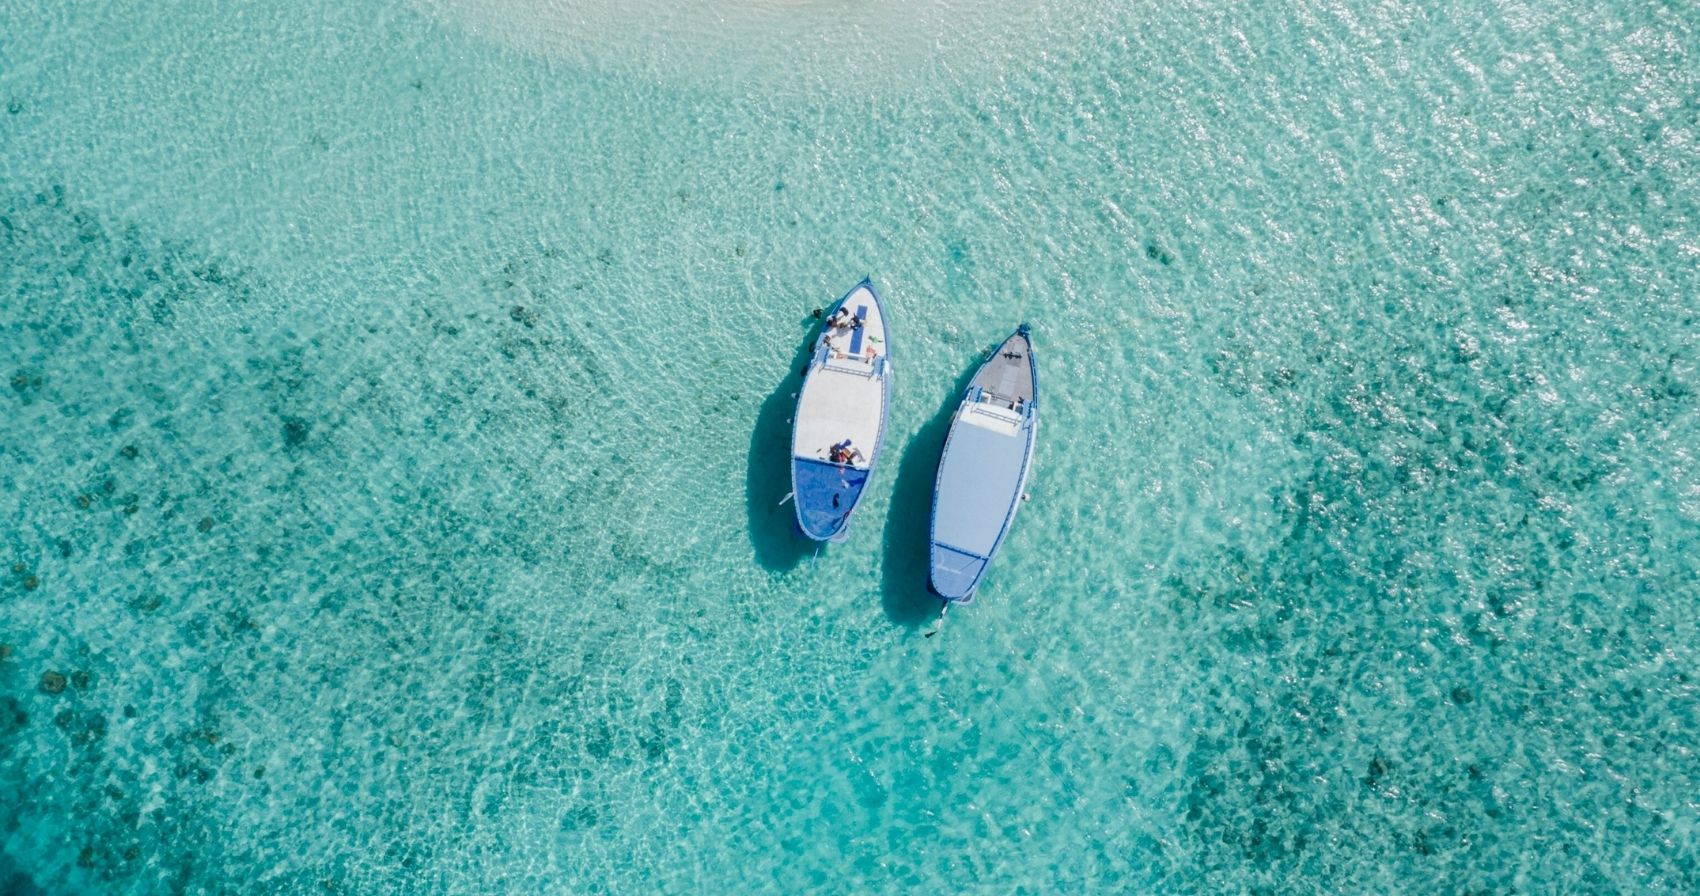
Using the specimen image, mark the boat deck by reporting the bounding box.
[932,420,1031,557]
[970,331,1035,410]
[793,372,884,468]
[793,283,889,470]
[819,289,887,372]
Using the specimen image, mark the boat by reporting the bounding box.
[928,325,1038,601]
[789,278,893,543]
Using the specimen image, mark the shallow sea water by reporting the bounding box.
[2,0,1699,892]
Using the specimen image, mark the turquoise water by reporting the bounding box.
[3,0,1699,890]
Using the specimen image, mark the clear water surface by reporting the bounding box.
[2,0,1699,891]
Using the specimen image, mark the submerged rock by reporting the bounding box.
[281,416,309,447]
[0,696,25,735]
[40,670,67,694]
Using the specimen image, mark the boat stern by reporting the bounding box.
[791,457,868,542]
[928,543,986,603]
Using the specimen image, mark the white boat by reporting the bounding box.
[929,325,1038,601]
[789,279,893,543]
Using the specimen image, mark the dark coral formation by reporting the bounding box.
[1,183,672,891]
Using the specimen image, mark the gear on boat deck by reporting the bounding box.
[821,306,882,367]
[972,337,1034,409]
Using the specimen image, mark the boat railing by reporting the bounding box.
[969,385,1026,415]
[970,402,1024,426]
[822,352,883,377]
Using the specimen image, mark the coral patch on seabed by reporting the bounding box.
[38,671,67,695]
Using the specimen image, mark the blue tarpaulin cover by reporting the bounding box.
[793,458,870,541]
[930,415,1030,599]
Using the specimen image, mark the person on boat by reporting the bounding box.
[829,439,860,465]
[826,307,853,330]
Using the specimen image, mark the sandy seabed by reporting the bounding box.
[415,0,1088,88]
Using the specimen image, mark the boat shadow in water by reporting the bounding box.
[880,359,982,627]
[745,317,823,573]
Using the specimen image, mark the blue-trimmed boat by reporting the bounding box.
[790,279,893,543]
[929,325,1038,601]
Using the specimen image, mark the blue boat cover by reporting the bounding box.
[793,458,870,541]
[930,417,1030,599]
[847,305,868,356]
[929,543,989,601]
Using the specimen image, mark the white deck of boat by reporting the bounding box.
[932,414,1032,557]
[960,401,1023,436]
[819,285,887,369]
[793,285,888,468]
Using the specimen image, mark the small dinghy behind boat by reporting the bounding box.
[790,279,893,543]
[929,325,1038,602]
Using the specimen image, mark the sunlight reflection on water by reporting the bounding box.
[416,0,1093,88]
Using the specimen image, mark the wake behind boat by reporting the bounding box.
[929,325,1038,601]
[790,279,893,543]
